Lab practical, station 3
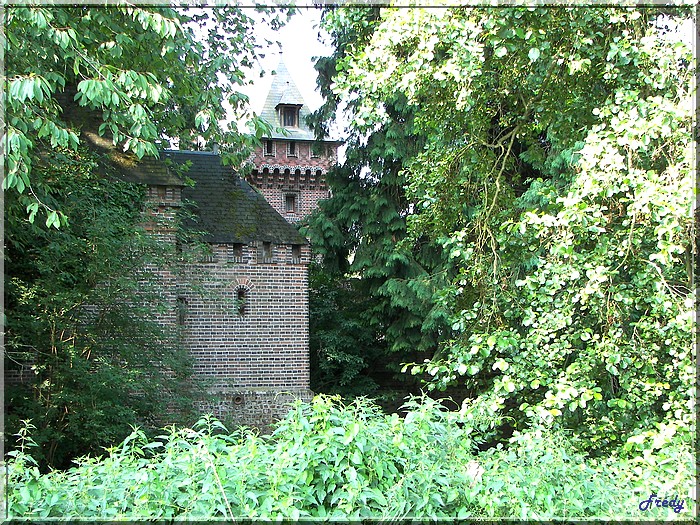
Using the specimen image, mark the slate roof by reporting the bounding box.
[259,59,317,142]
[164,150,306,245]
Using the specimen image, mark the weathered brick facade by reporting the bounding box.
[247,166,330,223]
[145,150,313,429]
[6,91,316,433]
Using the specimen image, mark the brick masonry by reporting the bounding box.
[150,174,314,430]
[176,242,310,388]
[247,140,338,223]
[6,170,316,433]
[200,388,313,434]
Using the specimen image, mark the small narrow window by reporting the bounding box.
[311,144,321,158]
[176,297,188,326]
[285,194,297,214]
[261,242,272,262]
[287,141,297,157]
[264,140,274,156]
[291,244,302,262]
[236,289,247,317]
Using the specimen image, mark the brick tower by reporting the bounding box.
[246,58,341,223]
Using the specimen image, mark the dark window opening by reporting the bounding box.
[236,289,247,317]
[292,244,302,261]
[285,194,297,214]
[264,140,274,156]
[176,297,188,326]
[283,107,297,127]
[287,141,297,157]
[261,242,272,261]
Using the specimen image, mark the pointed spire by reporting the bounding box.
[258,57,315,140]
[265,59,305,108]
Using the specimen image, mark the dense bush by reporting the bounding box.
[7,395,695,519]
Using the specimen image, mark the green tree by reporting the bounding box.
[3,6,289,468]
[303,10,453,399]
[4,145,203,469]
[4,6,284,227]
[311,7,695,453]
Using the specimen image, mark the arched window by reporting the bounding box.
[236,288,247,317]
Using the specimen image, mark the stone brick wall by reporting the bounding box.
[143,184,182,243]
[4,362,33,385]
[178,242,310,384]
[249,140,337,172]
[247,140,339,221]
[200,387,313,433]
[247,172,330,223]
[144,179,315,430]
[171,240,313,428]
[6,178,314,432]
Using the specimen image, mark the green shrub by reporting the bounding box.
[7,395,695,519]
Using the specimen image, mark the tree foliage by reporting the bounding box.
[308,263,384,396]
[310,6,695,454]
[4,5,284,226]
[3,6,287,469]
[3,145,206,470]
[303,9,452,390]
